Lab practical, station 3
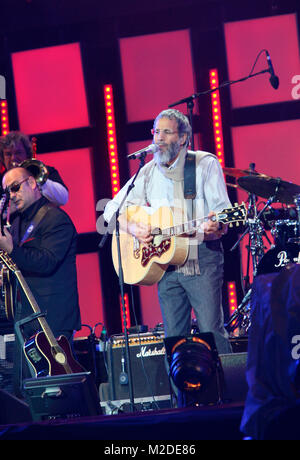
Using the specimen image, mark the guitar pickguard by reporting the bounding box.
[141,238,172,267]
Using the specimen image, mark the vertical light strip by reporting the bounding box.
[209,69,225,166]
[104,84,120,198]
[119,293,131,332]
[227,281,238,315]
[1,100,10,136]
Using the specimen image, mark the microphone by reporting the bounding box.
[265,50,279,89]
[127,143,159,160]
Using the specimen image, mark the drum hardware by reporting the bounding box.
[227,171,300,336]
[231,168,275,284]
[261,205,297,231]
[272,220,299,246]
[288,194,300,245]
[225,288,252,335]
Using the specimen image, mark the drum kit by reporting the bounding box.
[224,165,300,335]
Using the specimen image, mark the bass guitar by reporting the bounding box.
[0,250,84,377]
[112,203,247,286]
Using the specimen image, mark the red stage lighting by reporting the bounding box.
[104,85,120,198]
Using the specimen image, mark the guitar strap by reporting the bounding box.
[184,151,196,225]
[184,151,196,200]
[19,204,53,246]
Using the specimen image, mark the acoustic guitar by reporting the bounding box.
[0,250,84,377]
[112,203,247,286]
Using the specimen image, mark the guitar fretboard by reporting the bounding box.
[161,216,207,237]
[153,205,246,238]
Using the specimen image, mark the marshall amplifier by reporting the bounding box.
[107,332,171,402]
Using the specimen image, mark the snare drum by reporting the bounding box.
[256,243,300,276]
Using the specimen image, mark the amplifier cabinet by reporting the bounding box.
[107,332,170,401]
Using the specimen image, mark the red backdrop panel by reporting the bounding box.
[138,285,163,330]
[75,253,104,338]
[231,120,300,183]
[37,148,96,234]
[12,43,89,133]
[119,30,196,122]
[224,13,300,108]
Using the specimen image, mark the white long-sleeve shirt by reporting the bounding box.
[104,150,231,230]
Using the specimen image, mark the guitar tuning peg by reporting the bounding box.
[229,223,233,227]
[236,222,239,226]
[234,202,238,206]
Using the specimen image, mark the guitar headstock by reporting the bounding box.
[0,190,9,212]
[0,250,19,273]
[217,203,247,226]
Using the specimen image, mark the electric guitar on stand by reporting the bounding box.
[112,203,247,285]
[0,250,84,377]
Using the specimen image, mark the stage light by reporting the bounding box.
[209,69,225,166]
[227,281,238,315]
[164,333,223,407]
[0,100,10,136]
[104,84,120,198]
[170,337,214,390]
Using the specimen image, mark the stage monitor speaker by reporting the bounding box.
[107,332,170,401]
[219,352,248,403]
[23,372,102,421]
[0,389,32,424]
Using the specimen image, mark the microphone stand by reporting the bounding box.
[168,68,270,152]
[169,68,270,108]
[99,152,147,412]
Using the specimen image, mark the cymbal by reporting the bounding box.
[237,175,300,204]
[223,167,259,178]
[226,182,245,190]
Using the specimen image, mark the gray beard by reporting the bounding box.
[154,140,181,166]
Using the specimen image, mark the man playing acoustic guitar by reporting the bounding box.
[104,109,232,354]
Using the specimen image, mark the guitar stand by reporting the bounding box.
[15,312,47,378]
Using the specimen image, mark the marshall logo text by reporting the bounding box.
[136,345,165,358]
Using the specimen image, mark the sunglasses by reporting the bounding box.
[6,177,29,194]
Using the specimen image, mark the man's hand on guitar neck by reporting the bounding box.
[118,214,153,246]
[0,226,13,254]
[202,211,228,241]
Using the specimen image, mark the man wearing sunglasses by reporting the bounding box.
[0,167,81,397]
[0,131,68,207]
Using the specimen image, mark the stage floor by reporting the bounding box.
[0,402,245,441]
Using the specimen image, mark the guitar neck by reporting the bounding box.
[162,215,211,238]
[159,205,245,238]
[14,270,58,348]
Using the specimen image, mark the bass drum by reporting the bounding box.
[256,243,300,276]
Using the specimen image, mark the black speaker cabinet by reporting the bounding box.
[219,352,248,403]
[107,332,170,401]
[23,372,102,421]
[0,389,32,424]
